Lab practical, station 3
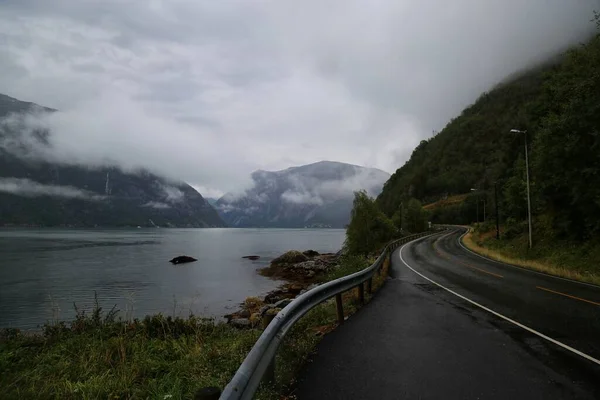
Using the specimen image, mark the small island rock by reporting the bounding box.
[169,255,197,264]
[242,255,261,260]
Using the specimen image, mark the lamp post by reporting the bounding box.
[510,129,533,249]
[494,181,500,240]
[470,188,486,223]
[470,188,479,223]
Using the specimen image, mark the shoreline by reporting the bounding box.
[225,249,342,328]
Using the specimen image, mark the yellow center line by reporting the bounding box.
[463,263,504,279]
[536,286,600,306]
[433,238,503,279]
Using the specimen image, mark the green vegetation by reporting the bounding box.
[0,309,260,399]
[345,191,428,256]
[0,254,384,400]
[378,17,600,251]
[465,223,600,285]
[345,191,397,255]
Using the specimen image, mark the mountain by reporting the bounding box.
[0,93,225,228]
[215,161,390,228]
[376,29,600,240]
[205,198,219,207]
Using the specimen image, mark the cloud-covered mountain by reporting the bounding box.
[0,93,225,227]
[215,161,389,228]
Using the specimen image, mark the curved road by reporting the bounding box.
[296,229,600,399]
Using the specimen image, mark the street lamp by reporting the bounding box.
[510,129,533,249]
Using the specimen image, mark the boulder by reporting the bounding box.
[274,299,292,309]
[169,255,197,264]
[288,283,304,294]
[238,310,251,318]
[259,304,275,316]
[271,250,308,265]
[266,308,281,316]
[230,318,251,329]
[264,293,281,304]
[242,255,260,260]
[302,250,320,258]
[293,260,329,272]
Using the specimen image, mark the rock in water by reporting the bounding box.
[271,250,308,265]
[302,250,320,258]
[169,255,197,264]
[242,255,261,260]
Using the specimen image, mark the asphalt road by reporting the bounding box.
[295,229,600,399]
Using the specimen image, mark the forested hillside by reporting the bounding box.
[377,17,600,241]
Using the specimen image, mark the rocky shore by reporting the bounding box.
[226,249,341,328]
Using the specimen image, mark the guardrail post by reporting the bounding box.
[194,387,221,400]
[358,283,365,304]
[261,314,276,384]
[335,293,344,325]
[367,277,373,294]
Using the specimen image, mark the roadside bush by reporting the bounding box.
[345,191,397,255]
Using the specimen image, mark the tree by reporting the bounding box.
[345,191,397,255]
[404,198,427,233]
[533,31,600,239]
[391,203,403,231]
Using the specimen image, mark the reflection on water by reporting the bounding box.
[0,228,345,329]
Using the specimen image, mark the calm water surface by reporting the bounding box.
[0,228,345,329]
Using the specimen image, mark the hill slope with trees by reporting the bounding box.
[376,18,600,242]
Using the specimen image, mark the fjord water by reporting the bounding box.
[0,228,345,329]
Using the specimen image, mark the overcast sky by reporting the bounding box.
[0,1,597,197]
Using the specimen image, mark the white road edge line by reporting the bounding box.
[455,229,600,289]
[398,241,600,367]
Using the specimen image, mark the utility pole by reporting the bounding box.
[400,201,403,233]
[494,181,500,240]
[483,200,486,221]
[510,129,533,249]
[470,188,480,224]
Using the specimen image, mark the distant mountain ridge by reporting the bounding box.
[215,161,390,228]
[0,93,225,227]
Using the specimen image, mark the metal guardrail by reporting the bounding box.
[216,230,436,400]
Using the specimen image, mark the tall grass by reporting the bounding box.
[463,228,600,286]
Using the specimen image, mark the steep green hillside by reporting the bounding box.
[378,22,600,241]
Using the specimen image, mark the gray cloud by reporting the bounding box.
[0,1,597,195]
[159,184,184,203]
[0,177,105,200]
[142,201,170,209]
[280,166,389,205]
[281,190,324,206]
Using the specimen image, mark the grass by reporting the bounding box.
[463,225,600,286]
[422,194,468,211]
[1,254,387,400]
[0,311,261,399]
